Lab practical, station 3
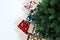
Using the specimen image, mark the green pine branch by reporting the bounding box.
[32,0,60,40]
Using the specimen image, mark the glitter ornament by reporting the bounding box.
[26,10,34,22]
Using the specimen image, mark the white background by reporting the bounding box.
[0,0,26,40]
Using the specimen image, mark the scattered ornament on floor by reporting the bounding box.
[26,10,34,22]
[27,33,42,40]
[18,20,30,34]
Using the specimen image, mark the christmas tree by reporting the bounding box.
[16,0,60,40]
[32,0,60,40]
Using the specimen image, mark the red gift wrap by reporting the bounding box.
[18,20,30,34]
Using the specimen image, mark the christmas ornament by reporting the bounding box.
[18,20,30,34]
[26,10,34,22]
[27,33,42,40]
[24,1,37,11]
[23,0,39,14]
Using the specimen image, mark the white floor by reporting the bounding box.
[0,0,26,40]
